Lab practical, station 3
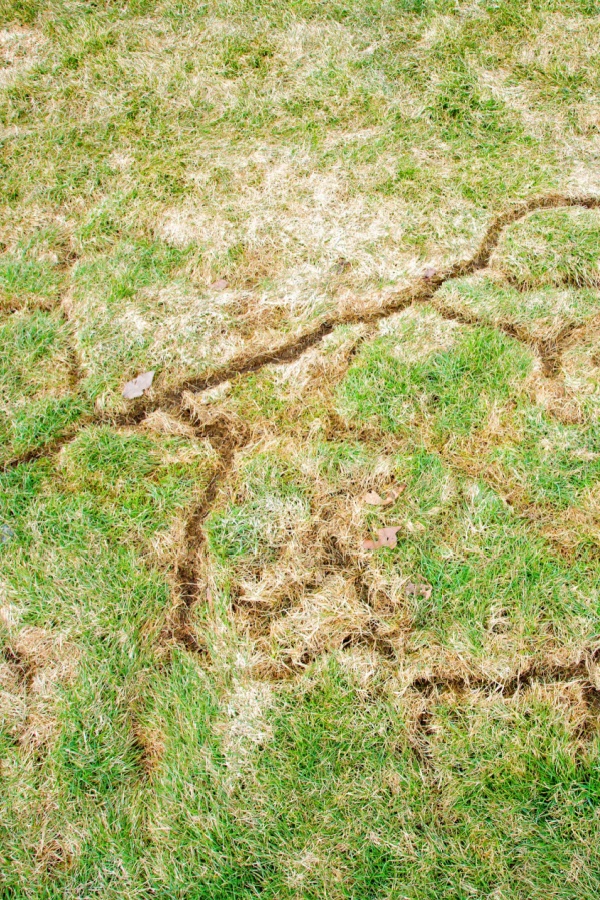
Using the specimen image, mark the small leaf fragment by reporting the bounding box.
[122,370,155,399]
[362,526,401,550]
[363,483,406,507]
[405,581,432,600]
[0,524,14,545]
[363,490,386,505]
[383,483,406,504]
[211,278,228,290]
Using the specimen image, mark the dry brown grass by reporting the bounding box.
[1,620,79,752]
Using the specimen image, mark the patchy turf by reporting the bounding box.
[3,1,600,897]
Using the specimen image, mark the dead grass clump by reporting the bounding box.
[0,656,26,736]
[2,626,79,752]
[181,393,249,451]
[0,27,46,88]
[141,409,197,439]
[205,433,417,678]
[133,724,166,777]
[559,318,600,402]
[255,575,373,674]
[216,679,274,782]
[526,372,584,426]
[34,837,74,875]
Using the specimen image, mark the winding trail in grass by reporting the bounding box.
[151,193,600,698]
[6,193,600,719]
[160,192,600,401]
[5,192,600,469]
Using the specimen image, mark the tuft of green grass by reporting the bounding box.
[0,247,64,311]
[438,274,600,339]
[338,313,532,443]
[0,427,216,898]
[376,452,600,651]
[206,452,310,563]
[496,208,600,289]
[0,310,89,463]
[491,407,600,510]
[142,659,600,899]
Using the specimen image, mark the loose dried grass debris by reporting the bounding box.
[141,410,197,438]
[2,626,79,751]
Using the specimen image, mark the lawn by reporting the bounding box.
[2,1,600,897]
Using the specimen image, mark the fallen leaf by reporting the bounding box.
[122,370,155,399]
[362,483,406,507]
[362,526,401,551]
[210,278,228,290]
[405,581,432,600]
[422,267,437,280]
[383,483,406,504]
[363,490,386,505]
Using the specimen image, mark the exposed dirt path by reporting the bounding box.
[158,192,600,402]
[5,193,600,706]
[5,192,600,470]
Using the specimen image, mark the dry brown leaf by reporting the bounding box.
[362,526,401,551]
[363,484,406,507]
[122,370,155,399]
[211,278,228,290]
[405,581,432,600]
[383,484,406,504]
[363,490,386,506]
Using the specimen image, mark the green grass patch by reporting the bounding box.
[0,427,215,897]
[207,452,310,563]
[338,317,532,442]
[439,274,600,337]
[0,310,89,463]
[496,208,600,289]
[492,407,600,510]
[2,0,600,894]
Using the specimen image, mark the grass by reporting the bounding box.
[495,207,600,289]
[3,0,600,897]
[0,309,89,463]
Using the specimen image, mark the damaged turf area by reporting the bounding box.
[3,1,600,897]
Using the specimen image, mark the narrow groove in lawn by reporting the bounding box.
[409,657,600,697]
[7,194,600,672]
[161,414,251,655]
[5,193,600,473]
[160,192,600,402]
[408,657,600,765]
